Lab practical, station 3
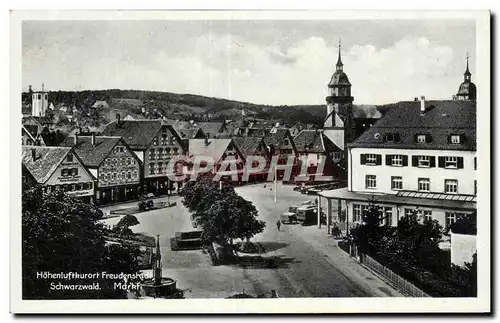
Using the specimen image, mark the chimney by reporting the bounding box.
[420,96,426,112]
[204,136,209,146]
[31,148,36,162]
[74,133,79,145]
[116,113,121,125]
[91,133,96,146]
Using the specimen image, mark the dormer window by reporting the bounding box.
[416,135,426,143]
[385,133,400,143]
[450,135,461,144]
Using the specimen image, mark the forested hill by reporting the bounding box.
[22,89,327,126]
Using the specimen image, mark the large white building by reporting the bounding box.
[319,97,477,232]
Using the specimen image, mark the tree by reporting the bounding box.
[349,198,386,254]
[180,178,265,247]
[449,212,477,235]
[180,175,220,212]
[22,186,140,299]
[114,214,140,235]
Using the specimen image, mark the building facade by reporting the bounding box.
[143,124,187,194]
[319,98,477,233]
[61,135,142,205]
[22,146,95,203]
[102,117,188,195]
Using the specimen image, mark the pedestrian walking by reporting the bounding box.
[276,220,281,231]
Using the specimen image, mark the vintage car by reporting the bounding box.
[296,205,325,225]
[288,199,316,214]
[280,211,297,224]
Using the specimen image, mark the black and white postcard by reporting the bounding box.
[10,10,491,313]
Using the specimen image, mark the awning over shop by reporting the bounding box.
[318,188,476,211]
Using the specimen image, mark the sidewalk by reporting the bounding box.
[284,225,403,297]
[99,195,180,215]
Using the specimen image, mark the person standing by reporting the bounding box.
[276,220,281,231]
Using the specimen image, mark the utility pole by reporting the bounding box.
[274,163,277,203]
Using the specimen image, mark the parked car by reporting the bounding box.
[280,211,297,224]
[296,205,325,225]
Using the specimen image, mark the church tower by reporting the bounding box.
[455,53,476,101]
[32,83,48,117]
[323,40,356,150]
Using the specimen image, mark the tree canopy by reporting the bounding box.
[449,212,477,235]
[180,178,265,246]
[22,186,140,299]
[348,201,476,297]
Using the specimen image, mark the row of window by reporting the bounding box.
[148,162,184,175]
[152,134,177,146]
[353,204,393,226]
[404,209,466,230]
[104,157,137,167]
[148,148,180,160]
[365,174,474,195]
[100,171,139,182]
[360,154,474,170]
[381,133,465,145]
[47,182,93,192]
[61,168,78,177]
[353,203,466,230]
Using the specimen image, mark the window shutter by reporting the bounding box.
[386,155,392,165]
[412,156,418,167]
[457,157,464,169]
[438,156,445,168]
[413,134,418,143]
[402,155,408,166]
[430,156,436,167]
[360,154,366,165]
[447,135,451,144]
[425,134,433,143]
[376,155,382,165]
[394,133,401,142]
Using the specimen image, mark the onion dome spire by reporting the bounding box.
[336,38,343,71]
[464,52,471,82]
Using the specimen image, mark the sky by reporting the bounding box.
[22,19,476,105]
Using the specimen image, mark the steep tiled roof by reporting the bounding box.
[178,128,205,139]
[22,116,42,127]
[101,120,162,150]
[232,137,266,158]
[23,125,42,139]
[60,136,124,167]
[196,122,225,136]
[22,146,71,184]
[246,127,269,138]
[293,130,324,153]
[264,128,291,151]
[349,100,476,151]
[225,121,243,135]
[188,139,235,164]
